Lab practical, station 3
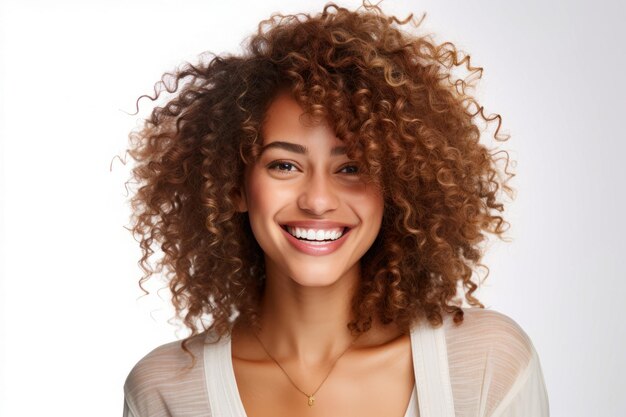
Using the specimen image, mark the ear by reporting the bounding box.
[232,186,248,213]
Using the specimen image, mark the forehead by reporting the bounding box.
[261,93,344,149]
[263,92,304,130]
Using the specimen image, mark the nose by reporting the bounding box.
[297,170,340,215]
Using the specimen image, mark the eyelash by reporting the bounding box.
[267,160,360,175]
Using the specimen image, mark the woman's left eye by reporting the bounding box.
[340,165,360,175]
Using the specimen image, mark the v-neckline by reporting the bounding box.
[223,328,419,417]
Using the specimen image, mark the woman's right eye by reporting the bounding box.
[267,161,298,174]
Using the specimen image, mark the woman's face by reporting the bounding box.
[236,92,384,287]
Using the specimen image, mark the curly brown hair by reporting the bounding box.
[123,2,514,365]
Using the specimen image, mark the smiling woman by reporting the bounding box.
[233,91,384,268]
[122,2,549,417]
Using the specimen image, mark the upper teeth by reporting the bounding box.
[286,226,345,241]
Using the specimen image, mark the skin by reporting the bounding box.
[232,92,415,417]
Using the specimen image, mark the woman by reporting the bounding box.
[122,2,549,416]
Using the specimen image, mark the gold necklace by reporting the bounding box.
[251,330,362,407]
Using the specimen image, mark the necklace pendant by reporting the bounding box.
[307,395,315,407]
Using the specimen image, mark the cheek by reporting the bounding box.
[244,174,275,249]
[370,199,385,230]
[358,185,385,221]
[246,171,271,218]
[245,169,289,228]
[366,196,385,239]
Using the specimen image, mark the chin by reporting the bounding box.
[290,275,342,288]
[285,264,354,288]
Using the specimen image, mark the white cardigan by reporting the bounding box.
[123,307,550,417]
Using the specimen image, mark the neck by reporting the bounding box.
[252,259,363,368]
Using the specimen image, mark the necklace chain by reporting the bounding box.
[251,329,362,407]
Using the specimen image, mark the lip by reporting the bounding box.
[279,223,353,256]
[279,220,355,229]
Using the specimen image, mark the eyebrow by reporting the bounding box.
[259,141,347,156]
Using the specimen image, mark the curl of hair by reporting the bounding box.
[123,2,515,368]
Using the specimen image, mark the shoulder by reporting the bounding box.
[442,307,544,410]
[442,307,540,381]
[442,308,550,415]
[124,331,207,388]
[123,331,213,416]
[443,307,535,358]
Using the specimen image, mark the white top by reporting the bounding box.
[123,307,550,417]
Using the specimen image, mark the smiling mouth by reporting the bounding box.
[279,225,351,241]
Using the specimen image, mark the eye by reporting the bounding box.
[266,160,361,176]
[267,160,299,174]
[340,164,360,175]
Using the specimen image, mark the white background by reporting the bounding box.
[1,0,624,416]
